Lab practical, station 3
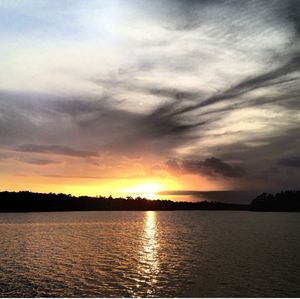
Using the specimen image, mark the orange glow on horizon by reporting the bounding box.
[0,168,229,200]
[121,182,164,200]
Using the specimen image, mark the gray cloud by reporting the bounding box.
[286,0,300,38]
[0,90,200,160]
[160,54,300,118]
[19,157,61,165]
[278,156,300,168]
[167,157,245,178]
[14,144,98,158]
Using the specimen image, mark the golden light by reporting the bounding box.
[122,182,164,200]
[134,211,160,296]
[128,183,162,194]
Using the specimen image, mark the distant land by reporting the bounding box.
[0,191,248,212]
[0,190,299,212]
[250,191,300,212]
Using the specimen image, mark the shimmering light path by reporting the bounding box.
[0,211,299,297]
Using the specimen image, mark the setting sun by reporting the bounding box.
[122,183,164,200]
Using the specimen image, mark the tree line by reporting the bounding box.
[0,190,299,212]
[0,191,247,212]
[250,190,300,212]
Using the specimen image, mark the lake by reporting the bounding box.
[0,211,299,297]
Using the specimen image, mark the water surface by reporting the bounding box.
[0,211,299,297]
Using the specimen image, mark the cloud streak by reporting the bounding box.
[167,157,245,178]
[14,144,99,158]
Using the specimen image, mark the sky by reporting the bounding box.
[0,0,299,202]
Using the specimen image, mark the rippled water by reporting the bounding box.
[0,211,299,297]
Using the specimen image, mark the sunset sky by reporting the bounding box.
[0,0,299,202]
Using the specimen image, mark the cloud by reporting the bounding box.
[42,174,153,180]
[286,0,300,38]
[158,53,300,118]
[167,157,245,178]
[14,144,98,158]
[19,157,61,165]
[278,156,300,168]
[0,0,300,192]
[0,91,198,159]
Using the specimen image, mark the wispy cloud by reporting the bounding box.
[14,144,99,158]
[0,0,299,194]
[18,157,61,165]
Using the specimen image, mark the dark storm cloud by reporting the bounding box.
[166,157,245,178]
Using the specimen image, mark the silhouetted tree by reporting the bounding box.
[0,191,248,212]
[250,190,300,211]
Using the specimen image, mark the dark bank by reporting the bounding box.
[0,190,299,212]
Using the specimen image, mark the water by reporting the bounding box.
[0,211,299,297]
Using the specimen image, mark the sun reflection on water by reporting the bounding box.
[136,211,160,296]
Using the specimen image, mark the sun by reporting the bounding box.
[129,183,162,194]
[123,182,163,200]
